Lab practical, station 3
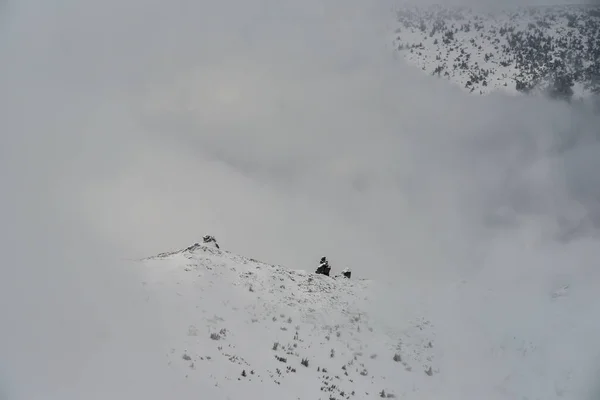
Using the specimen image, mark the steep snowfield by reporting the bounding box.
[391,5,600,99]
[133,238,598,399]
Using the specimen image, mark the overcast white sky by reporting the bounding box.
[1,0,599,398]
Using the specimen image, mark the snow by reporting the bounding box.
[391,5,600,99]
[138,242,425,399]
[128,239,599,399]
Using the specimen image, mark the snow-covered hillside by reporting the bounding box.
[392,5,600,99]
[138,239,437,399]
[133,237,597,400]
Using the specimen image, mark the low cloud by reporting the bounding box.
[1,0,599,398]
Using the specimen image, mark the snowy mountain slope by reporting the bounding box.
[132,238,597,400]
[137,239,440,399]
[391,4,600,99]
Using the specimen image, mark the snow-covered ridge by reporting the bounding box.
[138,239,437,399]
[392,4,600,99]
[134,237,595,399]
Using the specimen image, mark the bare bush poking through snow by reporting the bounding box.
[272,342,279,351]
[301,358,309,367]
[210,332,221,340]
[393,353,402,362]
[275,355,287,363]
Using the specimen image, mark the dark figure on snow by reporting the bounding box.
[315,256,331,276]
[341,267,351,279]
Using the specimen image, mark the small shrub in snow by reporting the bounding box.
[241,370,247,377]
[330,349,335,358]
[393,353,402,362]
[425,366,433,376]
[275,355,287,363]
[287,317,292,323]
[210,332,221,340]
[182,353,192,361]
[370,353,377,359]
[301,358,309,367]
[360,369,368,376]
[336,331,341,338]
[272,342,279,351]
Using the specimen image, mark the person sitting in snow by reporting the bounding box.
[315,256,331,276]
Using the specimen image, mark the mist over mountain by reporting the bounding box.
[1,0,599,399]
